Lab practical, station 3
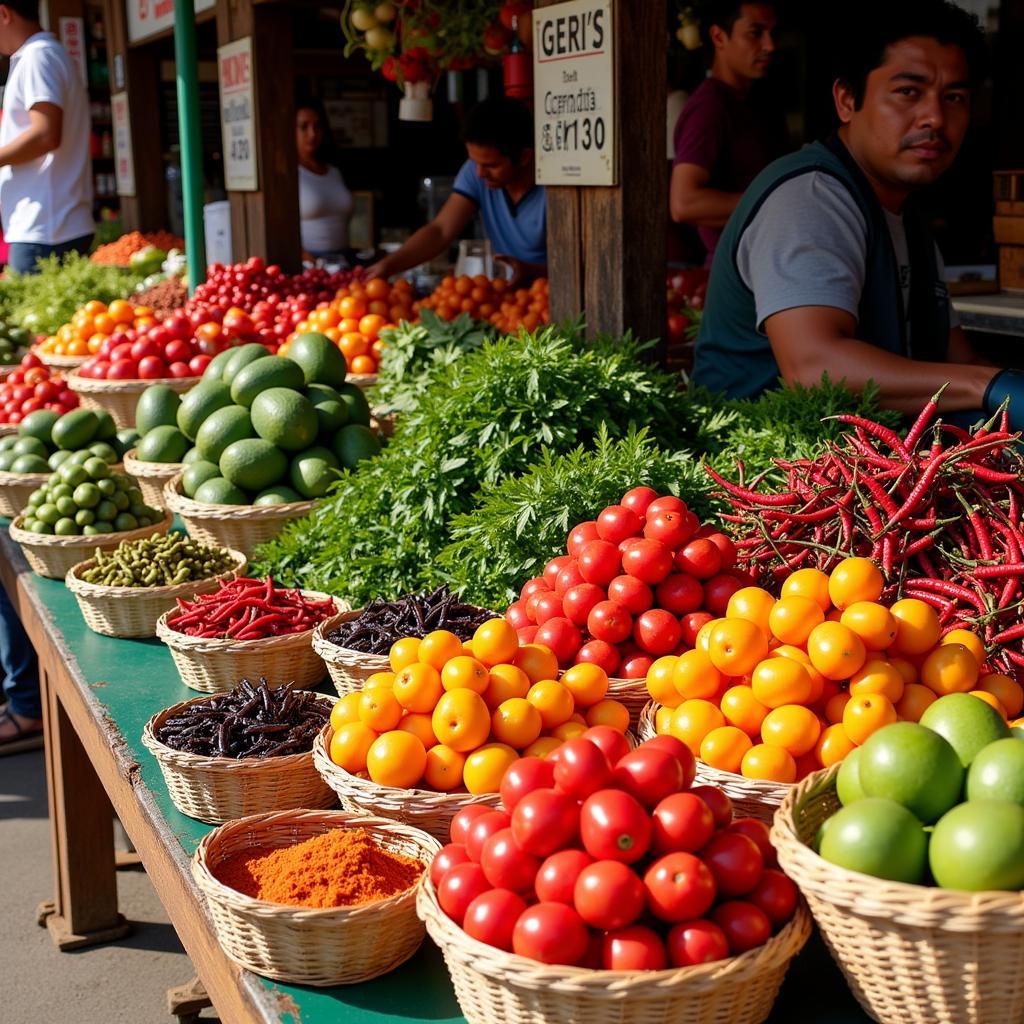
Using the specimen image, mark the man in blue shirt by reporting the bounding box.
[368,97,546,284]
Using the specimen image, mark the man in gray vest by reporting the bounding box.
[694,0,1023,422]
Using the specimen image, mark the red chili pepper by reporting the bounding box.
[881,453,947,530]
[833,415,911,459]
[703,466,799,507]
[906,577,988,614]
[964,465,1020,484]
[991,622,1024,644]
[904,384,948,452]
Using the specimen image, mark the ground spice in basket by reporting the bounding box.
[213,828,424,909]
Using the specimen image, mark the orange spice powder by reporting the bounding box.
[213,828,424,909]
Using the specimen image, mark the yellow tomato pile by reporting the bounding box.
[415,275,550,333]
[282,277,416,375]
[37,299,156,358]
[327,618,631,794]
[646,557,1023,785]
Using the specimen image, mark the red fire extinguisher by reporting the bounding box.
[503,15,531,101]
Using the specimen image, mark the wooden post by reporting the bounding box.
[216,0,301,270]
[537,0,666,354]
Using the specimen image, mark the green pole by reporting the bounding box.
[173,0,206,294]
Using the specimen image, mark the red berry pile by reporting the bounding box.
[0,353,78,423]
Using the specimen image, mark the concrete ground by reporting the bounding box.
[2,748,218,1024]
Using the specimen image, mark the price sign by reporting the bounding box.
[111,91,135,196]
[127,0,215,44]
[218,37,258,192]
[533,0,615,186]
[58,18,87,86]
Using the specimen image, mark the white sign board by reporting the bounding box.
[111,92,135,196]
[218,37,258,192]
[533,0,615,186]
[58,18,87,87]
[127,0,216,45]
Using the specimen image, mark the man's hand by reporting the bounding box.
[494,255,547,288]
[365,255,394,281]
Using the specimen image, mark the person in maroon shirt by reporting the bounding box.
[670,1,789,263]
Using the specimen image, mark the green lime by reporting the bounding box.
[36,503,60,525]
[84,456,111,480]
[72,483,101,509]
[58,463,89,487]
[97,478,117,497]
[114,512,138,532]
[75,508,95,526]
[54,518,77,536]
[95,499,117,522]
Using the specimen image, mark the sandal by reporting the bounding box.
[0,709,43,756]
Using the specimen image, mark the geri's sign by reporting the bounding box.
[127,0,215,44]
[533,0,615,186]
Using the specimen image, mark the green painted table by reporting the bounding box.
[0,523,871,1023]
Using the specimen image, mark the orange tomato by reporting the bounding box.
[392,662,444,713]
[889,657,918,686]
[366,731,427,788]
[726,587,776,636]
[700,726,752,773]
[895,682,937,722]
[806,622,867,681]
[751,657,814,709]
[329,721,378,772]
[825,691,851,724]
[707,618,769,677]
[768,645,825,703]
[843,693,897,744]
[760,705,821,757]
[397,712,437,749]
[365,671,396,690]
[431,689,491,752]
[358,688,404,732]
[720,685,769,736]
[888,599,941,656]
[418,629,464,671]
[920,643,978,695]
[654,705,675,734]
[339,317,361,334]
[561,663,609,707]
[526,679,575,729]
[330,692,361,732]
[741,743,797,782]
[358,314,387,340]
[551,721,587,741]
[440,655,490,694]
[483,663,532,708]
[472,618,519,667]
[978,673,1024,718]
[491,697,543,749]
[585,698,630,732]
[646,655,682,707]
[816,722,856,768]
[672,649,723,701]
[83,299,106,316]
[338,295,368,319]
[828,557,884,610]
[780,568,832,612]
[695,618,722,653]
[513,643,559,683]
[365,277,391,300]
[464,743,520,794]
[523,736,562,758]
[423,744,465,791]
[941,628,985,667]
[93,313,115,335]
[849,660,905,703]
[351,355,377,375]
[768,595,824,646]
[840,602,897,651]
[389,637,421,672]
[340,332,370,359]
[969,690,1007,715]
[669,699,726,755]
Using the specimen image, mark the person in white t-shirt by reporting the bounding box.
[0,1,93,275]
[296,98,353,262]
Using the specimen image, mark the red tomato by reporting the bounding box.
[608,574,654,615]
[534,617,582,665]
[652,792,715,854]
[615,747,684,808]
[532,592,565,626]
[544,555,573,589]
[578,540,621,587]
[579,789,651,863]
[505,601,531,630]
[562,584,605,627]
[437,862,490,924]
[138,356,169,379]
[690,785,733,828]
[130,338,161,362]
[620,486,659,517]
[535,849,594,904]
[481,828,540,893]
[517,625,538,644]
[581,725,630,765]
[511,788,580,857]
[554,561,586,598]
[633,609,683,656]
[701,832,764,897]
[567,521,600,557]
[463,889,527,951]
[430,843,472,888]
[465,810,512,862]
[704,532,737,569]
[621,539,674,585]
[702,573,744,616]
[642,735,697,788]
[188,354,213,375]
[726,818,777,868]
[711,900,772,953]
[680,611,715,647]
[553,737,612,800]
[748,868,798,926]
[108,359,139,379]
[620,652,654,678]
[20,352,42,368]
[499,757,555,812]
[587,600,632,645]
[647,496,688,517]
[655,574,704,616]
[33,380,59,402]
[675,539,722,580]
[644,510,697,549]
[596,505,642,544]
[644,852,717,922]
[574,638,621,675]
[574,860,645,930]
[521,577,551,600]
[168,361,194,379]
[601,925,668,970]
[512,903,590,966]
[451,805,492,845]
[164,313,192,341]
[667,919,730,966]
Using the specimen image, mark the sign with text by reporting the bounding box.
[58,18,87,86]
[127,0,216,45]
[217,37,258,192]
[533,0,615,186]
[111,92,135,196]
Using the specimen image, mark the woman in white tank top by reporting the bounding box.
[296,99,354,260]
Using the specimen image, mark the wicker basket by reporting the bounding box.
[0,468,50,518]
[418,876,811,1024]
[67,371,197,429]
[65,547,247,638]
[142,696,338,824]
[35,350,87,370]
[155,591,347,693]
[163,474,316,559]
[772,767,1024,1024]
[8,510,173,579]
[122,448,183,508]
[604,675,651,728]
[639,702,790,824]
[313,726,500,842]
[311,608,390,696]
[192,809,439,984]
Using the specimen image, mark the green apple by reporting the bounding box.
[967,738,1024,806]
[836,745,866,805]
[818,798,928,883]
[919,693,1010,767]
[859,722,963,823]
[929,801,1024,890]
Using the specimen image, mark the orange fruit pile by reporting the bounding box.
[646,557,1022,784]
[328,617,631,794]
[282,277,416,375]
[38,299,157,357]
[415,275,550,333]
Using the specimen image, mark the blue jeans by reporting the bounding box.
[8,233,94,274]
[0,583,39,718]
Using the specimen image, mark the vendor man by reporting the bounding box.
[693,0,1023,421]
[368,96,545,285]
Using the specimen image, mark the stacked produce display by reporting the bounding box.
[415,274,550,333]
[0,353,79,424]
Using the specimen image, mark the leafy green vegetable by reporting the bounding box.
[438,427,722,607]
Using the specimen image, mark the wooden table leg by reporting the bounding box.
[37,667,131,950]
